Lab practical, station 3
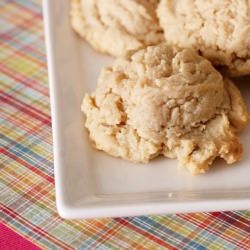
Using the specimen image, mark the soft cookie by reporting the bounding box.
[157,0,250,76]
[70,0,163,56]
[81,44,249,174]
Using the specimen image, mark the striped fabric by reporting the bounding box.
[0,0,249,249]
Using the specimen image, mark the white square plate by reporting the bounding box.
[44,0,250,219]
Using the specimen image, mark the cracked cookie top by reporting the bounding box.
[82,44,249,174]
[70,0,163,56]
[157,0,250,76]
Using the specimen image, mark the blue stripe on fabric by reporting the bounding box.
[1,134,53,176]
[133,216,207,250]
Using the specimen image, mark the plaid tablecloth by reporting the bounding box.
[0,0,250,249]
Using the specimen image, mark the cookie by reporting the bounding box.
[70,0,163,56]
[81,43,249,174]
[157,0,250,76]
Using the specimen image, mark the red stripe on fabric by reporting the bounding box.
[1,7,42,38]
[178,213,248,249]
[1,43,45,70]
[0,100,52,145]
[0,148,54,184]
[115,218,178,250]
[0,223,41,250]
[0,37,46,68]
[0,91,51,125]
[22,183,50,205]
[0,89,50,120]
[15,48,46,68]
[1,205,72,250]
[0,36,46,62]
[11,1,42,18]
[1,101,51,143]
[225,212,250,231]
[91,221,134,249]
[0,62,49,97]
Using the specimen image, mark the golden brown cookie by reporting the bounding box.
[82,44,249,174]
[157,0,250,76]
[70,0,163,56]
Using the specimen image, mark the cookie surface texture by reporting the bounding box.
[70,0,163,56]
[82,44,249,174]
[157,0,250,76]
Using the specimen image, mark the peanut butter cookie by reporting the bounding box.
[70,0,163,56]
[82,44,249,174]
[157,0,250,76]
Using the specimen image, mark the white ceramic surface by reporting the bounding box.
[43,0,250,219]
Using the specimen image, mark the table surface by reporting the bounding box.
[0,0,249,249]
